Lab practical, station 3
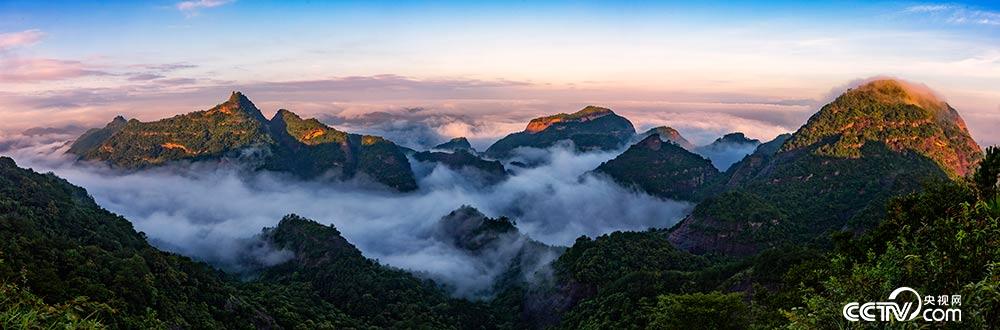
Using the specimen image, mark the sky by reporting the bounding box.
[0,0,998,146]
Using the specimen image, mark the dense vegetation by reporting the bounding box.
[67,92,418,191]
[0,157,492,329]
[0,280,105,329]
[596,134,719,201]
[0,156,274,328]
[256,214,497,328]
[545,144,1000,329]
[484,106,636,159]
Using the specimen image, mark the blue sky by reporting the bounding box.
[0,0,998,145]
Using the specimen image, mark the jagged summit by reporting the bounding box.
[271,108,294,121]
[67,92,417,191]
[210,91,266,121]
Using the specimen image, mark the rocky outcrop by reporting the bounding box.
[485,106,636,159]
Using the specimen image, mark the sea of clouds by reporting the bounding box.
[0,128,714,297]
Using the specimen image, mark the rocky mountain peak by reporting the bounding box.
[525,106,615,133]
[211,91,266,121]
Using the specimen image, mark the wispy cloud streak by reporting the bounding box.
[904,4,1000,26]
[0,58,108,82]
[176,0,234,16]
[0,29,45,51]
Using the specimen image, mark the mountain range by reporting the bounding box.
[68,92,418,191]
[6,78,997,328]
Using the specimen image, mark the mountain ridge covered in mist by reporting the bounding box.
[0,156,510,328]
[7,77,999,329]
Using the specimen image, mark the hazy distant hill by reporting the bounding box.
[634,126,695,150]
[414,149,508,184]
[693,132,761,171]
[434,137,476,153]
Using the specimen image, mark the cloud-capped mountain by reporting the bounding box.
[668,79,983,256]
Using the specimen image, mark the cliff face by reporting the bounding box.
[668,79,984,256]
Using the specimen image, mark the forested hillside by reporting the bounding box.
[0,156,492,329]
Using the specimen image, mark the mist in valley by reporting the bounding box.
[1,128,709,297]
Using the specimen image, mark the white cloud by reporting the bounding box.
[176,0,234,16]
[904,5,951,13]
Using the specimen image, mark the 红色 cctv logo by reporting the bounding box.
[842,287,962,322]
